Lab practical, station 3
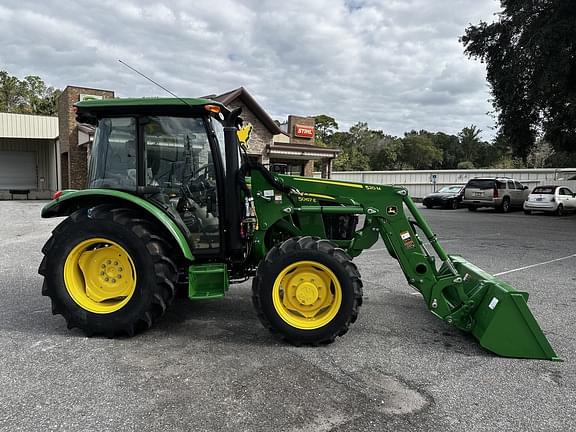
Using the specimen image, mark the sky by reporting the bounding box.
[0,0,501,139]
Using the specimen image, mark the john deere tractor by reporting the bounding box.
[38,97,559,360]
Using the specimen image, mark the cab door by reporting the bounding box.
[143,116,223,255]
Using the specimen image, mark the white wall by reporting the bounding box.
[0,112,58,139]
[317,169,576,198]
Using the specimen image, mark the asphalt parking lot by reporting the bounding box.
[0,201,575,432]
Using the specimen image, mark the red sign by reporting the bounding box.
[294,124,314,139]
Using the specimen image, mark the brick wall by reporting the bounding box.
[58,86,114,189]
[304,160,315,177]
[287,115,315,145]
[228,100,273,160]
[60,153,69,190]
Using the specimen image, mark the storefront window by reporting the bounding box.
[286,163,304,176]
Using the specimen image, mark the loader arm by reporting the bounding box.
[250,171,560,360]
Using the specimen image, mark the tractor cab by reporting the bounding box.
[75,98,242,259]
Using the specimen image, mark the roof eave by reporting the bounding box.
[210,87,283,135]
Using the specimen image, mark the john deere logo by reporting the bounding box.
[237,123,253,145]
[386,206,397,216]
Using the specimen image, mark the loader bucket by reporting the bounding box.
[450,256,560,361]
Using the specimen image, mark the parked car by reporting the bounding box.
[523,185,576,216]
[422,185,464,209]
[462,177,529,212]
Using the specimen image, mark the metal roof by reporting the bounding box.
[0,112,58,139]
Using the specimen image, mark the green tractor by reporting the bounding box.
[39,97,559,360]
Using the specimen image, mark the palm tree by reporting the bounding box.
[458,125,482,163]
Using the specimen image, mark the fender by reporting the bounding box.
[42,189,194,261]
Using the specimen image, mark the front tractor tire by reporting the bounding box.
[38,205,177,337]
[252,237,363,346]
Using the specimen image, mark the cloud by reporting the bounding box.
[0,0,501,139]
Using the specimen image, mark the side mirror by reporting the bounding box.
[523,185,529,190]
[573,193,576,198]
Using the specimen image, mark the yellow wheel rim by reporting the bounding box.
[272,260,342,330]
[63,238,137,314]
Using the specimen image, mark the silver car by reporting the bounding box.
[523,185,576,216]
[462,177,529,212]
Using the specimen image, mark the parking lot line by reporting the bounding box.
[493,253,576,276]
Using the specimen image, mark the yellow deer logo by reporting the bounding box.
[237,123,253,146]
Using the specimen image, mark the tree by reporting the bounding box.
[325,122,387,170]
[314,114,339,145]
[333,148,371,171]
[526,139,553,168]
[0,70,60,115]
[371,136,404,170]
[347,122,384,153]
[0,71,24,112]
[431,132,461,169]
[462,0,576,160]
[458,125,482,163]
[399,132,443,169]
[457,161,476,169]
[474,141,501,168]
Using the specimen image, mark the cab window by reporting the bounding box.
[87,117,138,191]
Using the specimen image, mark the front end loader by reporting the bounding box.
[38,97,559,360]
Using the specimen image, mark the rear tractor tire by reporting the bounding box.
[252,236,363,346]
[38,205,177,337]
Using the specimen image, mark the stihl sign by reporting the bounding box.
[294,124,314,139]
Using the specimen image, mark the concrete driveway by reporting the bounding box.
[0,201,574,431]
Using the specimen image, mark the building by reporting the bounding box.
[58,86,115,189]
[273,114,340,178]
[0,112,59,199]
[60,86,339,187]
[0,85,337,199]
[208,87,339,177]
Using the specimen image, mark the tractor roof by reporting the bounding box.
[75,97,228,122]
[76,97,225,109]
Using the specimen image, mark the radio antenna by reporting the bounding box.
[118,59,191,106]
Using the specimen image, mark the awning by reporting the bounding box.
[267,143,340,161]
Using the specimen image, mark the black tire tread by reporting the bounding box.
[252,236,363,346]
[556,204,564,216]
[498,197,511,213]
[39,204,177,337]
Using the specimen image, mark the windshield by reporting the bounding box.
[438,186,462,193]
